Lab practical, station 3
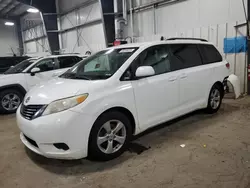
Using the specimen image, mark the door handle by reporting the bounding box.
[180,73,187,79]
[168,76,177,82]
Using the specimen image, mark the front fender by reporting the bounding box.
[227,74,241,99]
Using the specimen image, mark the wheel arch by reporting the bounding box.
[0,84,27,96]
[94,106,136,135]
[213,81,224,97]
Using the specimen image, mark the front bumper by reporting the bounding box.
[17,106,96,160]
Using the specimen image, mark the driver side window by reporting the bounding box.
[140,45,171,75]
[35,58,57,72]
[122,45,171,80]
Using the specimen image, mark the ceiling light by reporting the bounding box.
[5,22,14,26]
[27,8,39,13]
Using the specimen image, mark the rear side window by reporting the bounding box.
[58,56,82,69]
[198,44,222,64]
[169,44,202,71]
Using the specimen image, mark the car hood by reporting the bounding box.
[0,74,25,86]
[0,74,16,80]
[25,78,106,105]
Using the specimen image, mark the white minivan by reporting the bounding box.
[17,39,230,160]
[0,55,82,113]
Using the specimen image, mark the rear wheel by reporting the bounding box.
[88,111,132,161]
[0,89,24,114]
[206,84,223,114]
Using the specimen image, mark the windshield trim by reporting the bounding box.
[4,58,38,74]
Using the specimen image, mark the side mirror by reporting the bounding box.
[135,66,155,78]
[30,67,41,76]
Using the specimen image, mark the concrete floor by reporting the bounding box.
[1,97,250,188]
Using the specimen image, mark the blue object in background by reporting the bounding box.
[224,36,247,53]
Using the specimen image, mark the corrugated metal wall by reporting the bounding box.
[58,0,106,54]
[21,13,50,56]
[125,0,248,93]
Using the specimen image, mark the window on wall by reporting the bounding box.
[169,44,202,71]
[35,58,58,72]
[137,45,171,75]
[58,56,82,69]
[198,44,222,64]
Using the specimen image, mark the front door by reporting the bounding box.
[25,58,59,89]
[131,45,179,131]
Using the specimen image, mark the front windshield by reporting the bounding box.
[4,59,36,74]
[60,48,138,80]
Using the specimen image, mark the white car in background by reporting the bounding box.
[0,55,82,113]
[17,38,230,161]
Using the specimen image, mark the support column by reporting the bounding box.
[99,0,115,46]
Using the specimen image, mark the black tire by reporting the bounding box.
[206,84,223,114]
[0,89,24,114]
[88,111,132,161]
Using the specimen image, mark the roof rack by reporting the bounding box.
[167,37,208,42]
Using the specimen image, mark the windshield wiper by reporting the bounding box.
[74,75,91,80]
[61,73,91,80]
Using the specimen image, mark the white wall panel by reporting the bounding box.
[0,19,19,56]
[61,30,78,52]
[157,0,199,35]
[78,23,106,51]
[58,0,106,54]
[79,2,101,24]
[127,0,247,39]
[60,12,77,30]
[23,25,45,41]
[201,27,209,41]
[133,10,154,38]
[58,0,91,13]
[35,25,45,37]
[36,39,44,53]
[25,41,37,53]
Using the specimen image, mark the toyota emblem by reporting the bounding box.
[25,97,31,104]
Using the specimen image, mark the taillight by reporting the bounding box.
[226,62,230,69]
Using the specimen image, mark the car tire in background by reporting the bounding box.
[0,89,24,114]
[206,84,223,114]
[88,111,132,161]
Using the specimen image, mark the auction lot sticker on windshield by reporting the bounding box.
[119,49,135,53]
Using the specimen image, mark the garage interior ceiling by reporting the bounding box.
[0,0,31,18]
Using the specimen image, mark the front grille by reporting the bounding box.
[24,134,38,148]
[20,104,44,120]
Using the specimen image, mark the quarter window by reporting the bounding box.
[198,44,222,64]
[169,44,202,71]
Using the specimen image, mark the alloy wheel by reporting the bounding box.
[1,93,21,111]
[97,120,127,154]
[210,88,221,109]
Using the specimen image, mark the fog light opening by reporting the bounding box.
[53,143,69,151]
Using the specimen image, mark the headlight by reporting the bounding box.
[42,94,88,116]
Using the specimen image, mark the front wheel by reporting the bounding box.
[0,89,24,114]
[88,111,132,161]
[206,84,223,114]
